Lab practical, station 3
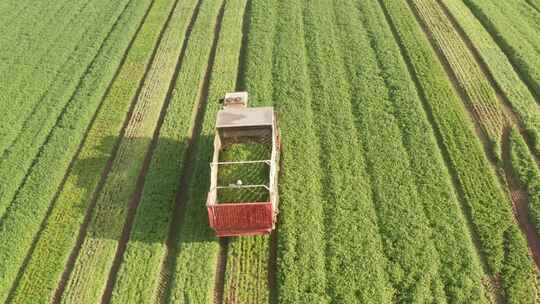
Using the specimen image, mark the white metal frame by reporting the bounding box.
[207,114,278,209]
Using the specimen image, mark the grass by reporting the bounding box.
[165,1,246,302]
[440,0,540,154]
[0,0,154,301]
[58,1,201,302]
[381,0,537,301]
[5,0,176,302]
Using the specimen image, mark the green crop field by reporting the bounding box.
[1,0,540,303]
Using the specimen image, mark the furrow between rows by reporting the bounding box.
[0,0,159,302]
[55,1,201,302]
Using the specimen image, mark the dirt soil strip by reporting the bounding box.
[48,0,181,301]
[436,0,540,267]
[156,2,226,303]
[501,129,540,268]
[214,237,229,304]
[402,0,506,301]
[268,230,278,304]
[437,0,539,164]
[2,1,151,301]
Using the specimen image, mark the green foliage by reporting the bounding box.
[381,0,537,302]
[242,1,331,303]
[223,236,269,304]
[302,0,407,302]
[0,0,154,301]
[7,0,177,302]
[217,142,270,202]
[109,1,228,301]
[502,225,537,304]
[0,0,93,156]
[463,0,540,102]
[58,1,201,303]
[509,129,540,234]
[441,0,540,154]
[410,0,508,160]
[166,1,247,302]
[345,0,488,301]
[0,0,133,220]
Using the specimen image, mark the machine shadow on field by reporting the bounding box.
[68,133,217,246]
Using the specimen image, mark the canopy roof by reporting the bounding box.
[216,106,274,128]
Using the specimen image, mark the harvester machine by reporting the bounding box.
[206,92,280,237]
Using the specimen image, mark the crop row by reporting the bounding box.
[0,0,114,159]
[410,0,508,159]
[223,236,269,304]
[108,0,226,302]
[0,0,132,219]
[0,0,155,301]
[488,1,540,41]
[339,0,487,301]
[5,0,177,302]
[249,1,330,303]
[351,0,490,301]
[306,0,420,302]
[509,130,540,238]
[381,0,537,302]
[57,1,201,302]
[164,1,246,302]
[440,0,540,154]
[462,0,540,105]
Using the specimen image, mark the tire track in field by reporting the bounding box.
[402,0,509,300]
[267,230,278,304]
[98,0,204,302]
[501,128,540,269]
[3,1,158,302]
[436,0,540,269]
[437,0,539,164]
[214,237,229,304]
[49,0,179,301]
[156,2,225,302]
